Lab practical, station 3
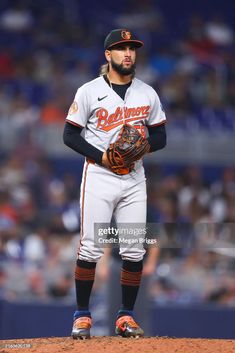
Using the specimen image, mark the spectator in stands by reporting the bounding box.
[0,0,235,312]
[40,97,67,125]
[0,1,34,32]
[205,15,234,47]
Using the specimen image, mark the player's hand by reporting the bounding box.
[102,151,110,168]
[104,124,150,175]
[142,261,157,277]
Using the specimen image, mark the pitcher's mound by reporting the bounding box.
[1,336,234,353]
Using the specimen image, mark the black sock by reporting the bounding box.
[119,260,143,314]
[75,259,96,310]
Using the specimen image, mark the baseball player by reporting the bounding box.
[63,28,167,339]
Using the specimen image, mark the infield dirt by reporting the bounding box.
[1,336,235,353]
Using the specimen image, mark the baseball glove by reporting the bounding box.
[106,124,150,175]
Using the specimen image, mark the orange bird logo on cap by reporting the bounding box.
[121,30,131,40]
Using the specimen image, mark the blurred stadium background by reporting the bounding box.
[0,0,235,340]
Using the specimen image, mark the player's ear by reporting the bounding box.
[105,50,111,63]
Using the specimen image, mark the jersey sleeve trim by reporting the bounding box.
[147,120,166,128]
[66,119,84,129]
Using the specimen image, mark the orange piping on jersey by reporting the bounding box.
[77,161,89,255]
[66,119,84,128]
[148,120,166,128]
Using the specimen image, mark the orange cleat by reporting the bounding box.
[71,316,92,340]
[115,315,144,338]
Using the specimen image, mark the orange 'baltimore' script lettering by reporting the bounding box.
[96,106,150,131]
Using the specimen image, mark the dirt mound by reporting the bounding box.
[0,336,234,353]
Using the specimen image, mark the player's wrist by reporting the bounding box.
[102,152,109,168]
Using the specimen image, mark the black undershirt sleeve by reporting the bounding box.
[63,122,103,165]
[63,121,166,164]
[147,124,167,152]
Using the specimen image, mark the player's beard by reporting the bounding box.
[111,58,136,76]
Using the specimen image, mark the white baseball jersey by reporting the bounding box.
[67,76,166,262]
[66,76,166,152]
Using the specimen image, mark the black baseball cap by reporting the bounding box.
[104,29,144,50]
